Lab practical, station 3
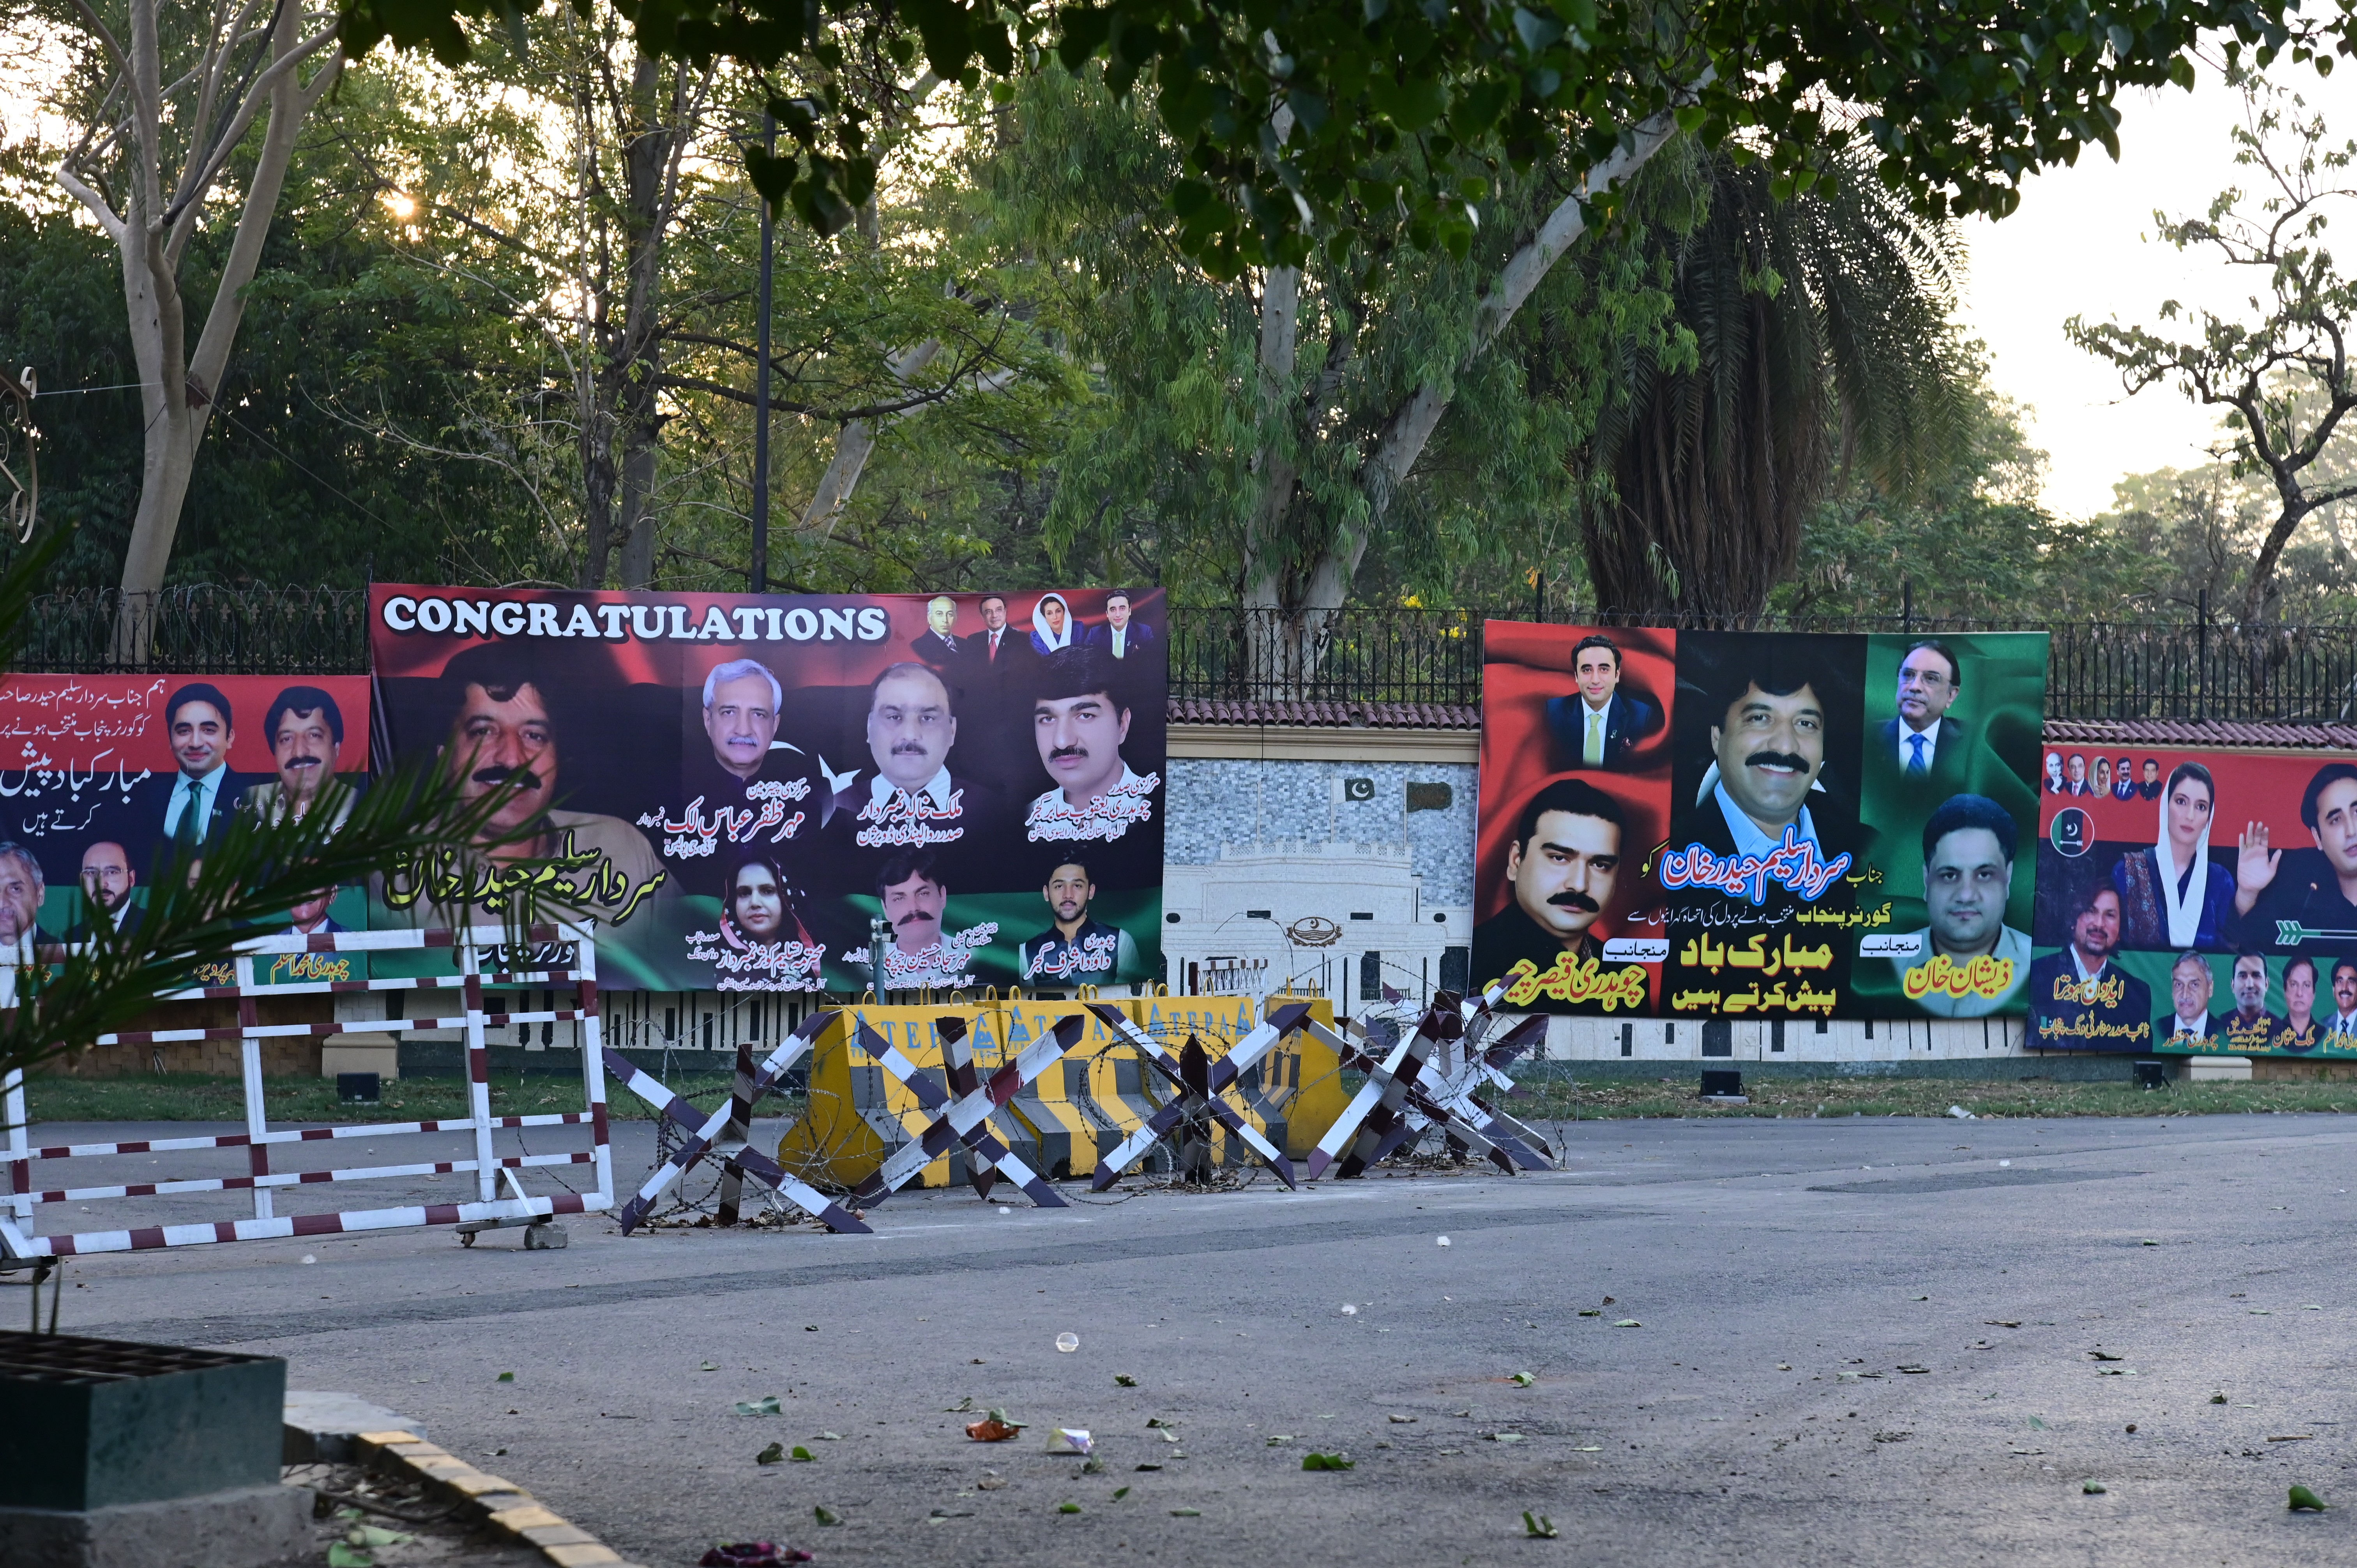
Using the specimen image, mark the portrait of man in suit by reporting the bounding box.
[2065,753,2091,796]
[2027,878,2151,1049]
[1543,634,1659,771]
[2159,950,2218,1045]
[285,886,344,938]
[65,840,138,944]
[910,595,961,668]
[1685,649,1857,869]
[134,682,245,879]
[1084,590,1157,661]
[240,685,352,831]
[1878,638,1962,783]
[1472,775,1627,1004]
[828,662,996,860]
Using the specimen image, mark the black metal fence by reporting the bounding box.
[1169,606,2357,723]
[13,587,369,676]
[23,588,2357,724]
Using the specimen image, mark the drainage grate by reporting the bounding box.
[0,1330,271,1384]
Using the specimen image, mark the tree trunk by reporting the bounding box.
[97,3,339,659]
[1234,89,1694,692]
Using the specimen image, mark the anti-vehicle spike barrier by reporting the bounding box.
[0,923,613,1262]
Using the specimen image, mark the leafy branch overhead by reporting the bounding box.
[338,0,2357,274]
[2069,71,2357,623]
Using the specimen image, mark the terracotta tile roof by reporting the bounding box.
[2042,717,2357,750]
[1168,697,1481,729]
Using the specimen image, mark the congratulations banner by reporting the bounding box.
[367,586,1166,992]
[0,674,373,955]
[2034,743,2357,1055]
[1475,625,2049,1019]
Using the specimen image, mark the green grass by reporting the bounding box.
[13,1072,801,1125]
[19,1068,2353,1128]
[1515,1074,2357,1120]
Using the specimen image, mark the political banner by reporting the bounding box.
[2032,743,2357,1055]
[1475,624,2050,1019]
[0,674,373,957]
[366,586,1166,992]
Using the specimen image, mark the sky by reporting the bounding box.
[1959,60,2357,518]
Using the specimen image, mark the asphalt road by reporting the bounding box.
[21,1112,2357,1566]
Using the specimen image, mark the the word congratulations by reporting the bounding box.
[382,596,890,644]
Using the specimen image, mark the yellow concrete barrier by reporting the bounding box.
[774,992,1347,1191]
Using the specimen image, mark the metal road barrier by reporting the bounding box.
[0,924,613,1261]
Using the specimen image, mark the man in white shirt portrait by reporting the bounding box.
[1025,646,1157,844]
[2162,950,2218,1043]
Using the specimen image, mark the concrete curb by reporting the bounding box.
[354,1430,644,1568]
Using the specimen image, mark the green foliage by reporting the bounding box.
[339,0,2355,274]
[971,61,1649,609]
[2067,71,2357,621]
[1577,140,1975,620]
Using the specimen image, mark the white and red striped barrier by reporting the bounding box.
[0,923,615,1260]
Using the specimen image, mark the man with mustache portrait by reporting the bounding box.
[828,662,998,859]
[240,685,354,831]
[1025,646,1158,851]
[842,847,998,990]
[381,643,664,928]
[1473,776,1632,1008]
[1665,637,1862,1008]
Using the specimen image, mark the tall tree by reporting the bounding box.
[345,0,2349,282]
[975,64,1668,669]
[1576,142,1974,622]
[37,0,343,651]
[2070,73,2357,625]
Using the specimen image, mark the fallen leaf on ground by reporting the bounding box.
[976,1473,1006,1490]
[966,1420,1021,1442]
[1524,1511,1559,1538]
[1170,1508,1201,1517]
[1510,1372,1536,1387]
[496,1372,514,1383]
[1058,1502,1081,1514]
[2083,1481,2107,1495]
[1389,1414,1417,1424]
[790,1446,815,1462]
[1491,1432,1524,1444]
[1115,1374,1138,1387]
[812,1505,841,1526]
[2269,1435,2315,1443]
[2290,1485,2328,1511]
[1614,1320,1641,1328]
[754,1443,785,1466]
[734,1397,782,1417]
[326,1546,373,1568]
[1113,1487,1130,1500]
[701,1361,719,1371]
[2088,1351,2125,1362]
[1302,1452,1355,1471]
